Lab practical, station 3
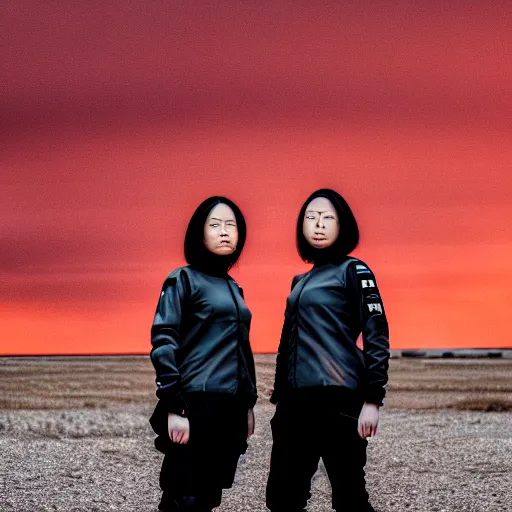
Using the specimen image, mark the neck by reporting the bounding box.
[194,252,231,276]
[312,247,347,268]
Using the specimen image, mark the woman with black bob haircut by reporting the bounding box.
[296,188,359,263]
[184,196,247,274]
[266,188,390,512]
[150,196,257,512]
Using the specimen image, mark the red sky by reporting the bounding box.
[1,1,511,354]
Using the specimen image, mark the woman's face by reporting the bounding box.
[203,203,239,255]
[303,197,340,250]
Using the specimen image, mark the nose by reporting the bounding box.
[316,218,324,228]
[220,225,228,235]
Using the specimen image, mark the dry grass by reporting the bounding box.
[1,355,511,412]
[1,355,511,511]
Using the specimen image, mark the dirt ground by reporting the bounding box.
[1,355,511,511]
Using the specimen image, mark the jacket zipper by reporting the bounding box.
[225,278,241,394]
[290,273,311,388]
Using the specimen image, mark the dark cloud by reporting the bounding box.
[1,1,511,353]
[1,2,510,133]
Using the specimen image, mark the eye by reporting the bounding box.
[306,215,316,220]
[210,223,219,227]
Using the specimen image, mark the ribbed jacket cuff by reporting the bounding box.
[364,388,385,406]
[157,391,188,416]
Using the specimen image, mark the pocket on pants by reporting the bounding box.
[338,410,359,421]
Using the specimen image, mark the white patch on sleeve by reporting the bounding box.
[368,303,383,313]
[361,279,375,288]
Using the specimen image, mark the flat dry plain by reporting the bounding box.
[1,355,511,512]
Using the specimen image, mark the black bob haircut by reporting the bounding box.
[296,188,359,264]
[184,196,247,272]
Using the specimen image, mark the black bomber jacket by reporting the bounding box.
[271,257,390,406]
[150,266,257,414]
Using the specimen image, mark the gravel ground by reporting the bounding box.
[1,356,511,511]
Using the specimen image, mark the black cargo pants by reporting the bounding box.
[266,398,375,512]
[150,393,249,512]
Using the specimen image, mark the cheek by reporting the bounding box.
[203,229,215,247]
[203,236,219,254]
[329,224,340,239]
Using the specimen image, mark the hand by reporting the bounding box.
[357,402,380,440]
[168,413,190,444]
[247,408,255,439]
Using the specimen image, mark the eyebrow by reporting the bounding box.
[305,210,336,214]
[209,217,236,222]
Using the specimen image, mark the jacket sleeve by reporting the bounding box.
[243,323,259,409]
[269,318,288,405]
[349,261,390,406]
[235,285,259,409]
[150,270,190,415]
[270,275,301,405]
[241,325,259,409]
